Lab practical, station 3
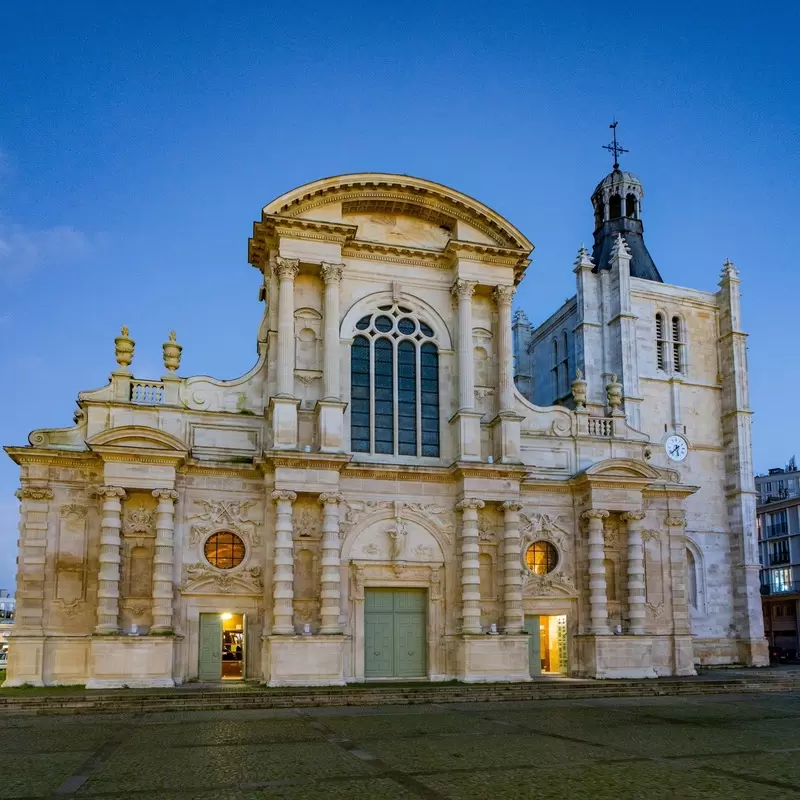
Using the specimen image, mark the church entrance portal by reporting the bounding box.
[524,615,568,676]
[364,589,427,679]
[198,612,246,681]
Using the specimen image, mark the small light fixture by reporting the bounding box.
[221,612,233,621]
[487,455,494,464]
[304,445,311,453]
[302,623,312,636]
[489,623,498,635]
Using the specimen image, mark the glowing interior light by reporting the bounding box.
[220,613,233,621]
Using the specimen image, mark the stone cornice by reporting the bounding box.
[343,239,448,269]
[449,462,527,482]
[5,447,96,467]
[89,445,187,467]
[261,451,352,473]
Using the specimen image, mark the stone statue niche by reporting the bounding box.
[119,491,157,632]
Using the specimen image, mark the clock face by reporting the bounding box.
[665,435,688,462]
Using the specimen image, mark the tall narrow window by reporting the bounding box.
[655,313,667,371]
[625,193,637,218]
[351,336,371,453]
[671,316,683,373]
[551,339,559,400]
[686,548,698,609]
[609,194,622,219]
[560,331,569,396]
[349,305,440,458]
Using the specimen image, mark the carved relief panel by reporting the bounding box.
[54,504,89,619]
[292,498,322,630]
[120,491,156,631]
[519,510,578,598]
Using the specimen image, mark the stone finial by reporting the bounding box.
[574,246,595,269]
[512,309,531,326]
[606,373,623,412]
[114,326,134,372]
[162,330,182,374]
[609,233,631,261]
[720,259,739,280]
[571,368,588,409]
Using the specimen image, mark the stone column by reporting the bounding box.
[493,285,516,413]
[13,487,54,634]
[452,280,477,411]
[274,257,299,397]
[151,489,179,634]
[622,510,647,635]
[582,509,610,634]
[501,501,523,634]
[95,486,127,634]
[457,498,485,634]
[320,262,344,400]
[271,490,297,634]
[318,493,343,634]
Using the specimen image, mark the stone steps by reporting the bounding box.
[3,673,800,715]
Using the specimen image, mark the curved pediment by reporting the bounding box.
[258,173,533,251]
[579,458,662,481]
[87,426,188,452]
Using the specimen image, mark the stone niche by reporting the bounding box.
[119,491,157,633]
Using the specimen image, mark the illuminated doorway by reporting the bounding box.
[524,614,568,676]
[198,612,246,681]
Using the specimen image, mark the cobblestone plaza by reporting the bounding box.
[6,692,800,798]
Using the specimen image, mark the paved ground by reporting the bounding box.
[6,693,800,799]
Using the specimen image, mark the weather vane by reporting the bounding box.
[603,120,629,169]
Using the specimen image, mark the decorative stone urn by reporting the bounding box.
[606,374,623,414]
[162,330,182,373]
[571,368,587,408]
[114,326,135,372]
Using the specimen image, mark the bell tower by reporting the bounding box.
[590,123,662,282]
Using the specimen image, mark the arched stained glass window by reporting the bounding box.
[350,305,440,457]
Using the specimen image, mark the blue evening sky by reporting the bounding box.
[0,2,797,590]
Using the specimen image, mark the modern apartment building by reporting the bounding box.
[757,458,800,654]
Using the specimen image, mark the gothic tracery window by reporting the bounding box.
[351,304,440,457]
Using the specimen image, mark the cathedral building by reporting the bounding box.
[4,161,767,687]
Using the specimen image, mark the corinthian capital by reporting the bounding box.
[581,509,609,521]
[152,489,179,502]
[493,285,516,306]
[665,515,687,527]
[272,489,297,503]
[621,510,646,523]
[318,492,343,506]
[15,486,54,501]
[320,262,345,284]
[456,498,485,512]
[501,501,522,512]
[94,485,127,500]
[273,257,299,281]
[451,280,476,301]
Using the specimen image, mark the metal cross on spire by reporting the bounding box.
[603,120,629,169]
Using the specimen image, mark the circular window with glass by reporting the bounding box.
[204,532,246,570]
[525,541,558,575]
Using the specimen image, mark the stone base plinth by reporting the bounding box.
[2,635,45,687]
[262,635,346,687]
[737,636,770,667]
[575,634,697,679]
[269,396,300,450]
[455,634,531,683]
[86,635,176,688]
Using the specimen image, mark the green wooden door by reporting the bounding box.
[365,589,426,678]
[198,613,222,681]
[524,616,541,677]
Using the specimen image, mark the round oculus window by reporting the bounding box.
[525,541,558,575]
[204,531,246,570]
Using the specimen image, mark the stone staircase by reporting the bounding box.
[3,669,800,716]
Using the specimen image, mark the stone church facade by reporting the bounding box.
[4,168,767,687]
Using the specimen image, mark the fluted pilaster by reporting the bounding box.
[274,257,299,397]
[320,263,344,400]
[452,280,476,411]
[493,285,516,413]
